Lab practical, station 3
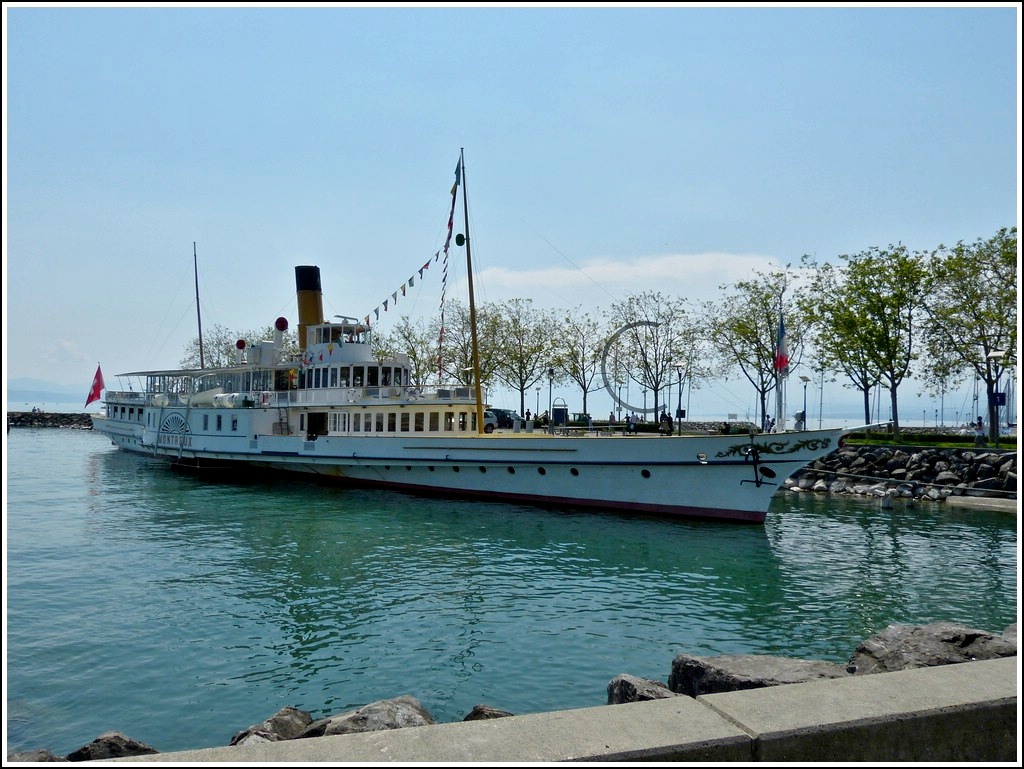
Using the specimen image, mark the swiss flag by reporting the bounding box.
[85,364,105,407]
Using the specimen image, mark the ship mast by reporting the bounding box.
[194,241,205,369]
[458,149,486,434]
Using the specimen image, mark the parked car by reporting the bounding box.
[488,408,523,429]
[483,410,498,433]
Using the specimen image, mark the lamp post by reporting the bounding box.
[547,367,554,435]
[799,375,810,431]
[818,367,824,429]
[675,365,683,436]
[535,386,540,418]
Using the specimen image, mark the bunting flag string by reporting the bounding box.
[437,158,461,382]
[361,262,434,327]
[353,155,461,385]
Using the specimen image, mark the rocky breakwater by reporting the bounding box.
[7,621,1016,762]
[784,444,1017,502]
[7,411,94,429]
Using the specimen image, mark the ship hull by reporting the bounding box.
[93,411,848,524]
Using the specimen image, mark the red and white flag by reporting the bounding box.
[85,364,105,407]
[773,314,789,376]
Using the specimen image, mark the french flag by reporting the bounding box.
[774,314,789,375]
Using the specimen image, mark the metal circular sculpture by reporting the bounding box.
[600,320,660,417]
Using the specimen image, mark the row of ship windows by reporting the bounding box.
[114,407,482,435]
[303,366,405,389]
[314,410,480,434]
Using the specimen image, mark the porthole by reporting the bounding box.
[479,466,487,473]
[453,466,460,473]
[428,466,435,472]
[537,467,546,475]
[507,467,516,474]
[641,469,651,478]
[570,468,579,476]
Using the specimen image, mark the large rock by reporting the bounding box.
[462,704,514,721]
[606,673,677,704]
[295,695,434,738]
[667,654,850,697]
[229,705,314,746]
[64,732,158,761]
[848,621,1018,675]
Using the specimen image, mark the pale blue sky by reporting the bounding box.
[3,3,1020,424]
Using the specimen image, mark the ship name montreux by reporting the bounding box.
[158,433,193,448]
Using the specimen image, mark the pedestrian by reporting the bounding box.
[973,417,986,447]
[525,409,531,421]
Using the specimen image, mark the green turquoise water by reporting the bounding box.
[5,428,1017,756]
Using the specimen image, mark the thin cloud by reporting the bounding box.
[458,251,784,311]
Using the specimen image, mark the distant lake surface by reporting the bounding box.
[5,427,1018,756]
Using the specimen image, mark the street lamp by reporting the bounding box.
[535,386,540,418]
[799,375,810,431]
[675,365,683,436]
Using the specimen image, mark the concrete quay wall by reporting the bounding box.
[115,657,1017,763]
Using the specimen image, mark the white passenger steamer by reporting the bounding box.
[92,264,857,524]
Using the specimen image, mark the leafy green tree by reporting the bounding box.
[804,245,927,437]
[921,226,1017,441]
[490,298,558,416]
[800,256,882,426]
[377,315,437,388]
[607,291,693,419]
[554,307,605,419]
[437,299,502,391]
[706,268,800,430]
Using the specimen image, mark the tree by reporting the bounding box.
[707,268,799,430]
[800,256,882,426]
[179,324,298,369]
[490,298,557,415]
[607,291,693,419]
[437,299,502,392]
[804,245,927,437]
[921,226,1017,441]
[554,307,605,419]
[378,315,438,388]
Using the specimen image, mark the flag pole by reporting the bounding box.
[458,149,486,434]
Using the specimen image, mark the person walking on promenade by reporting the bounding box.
[973,417,987,447]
